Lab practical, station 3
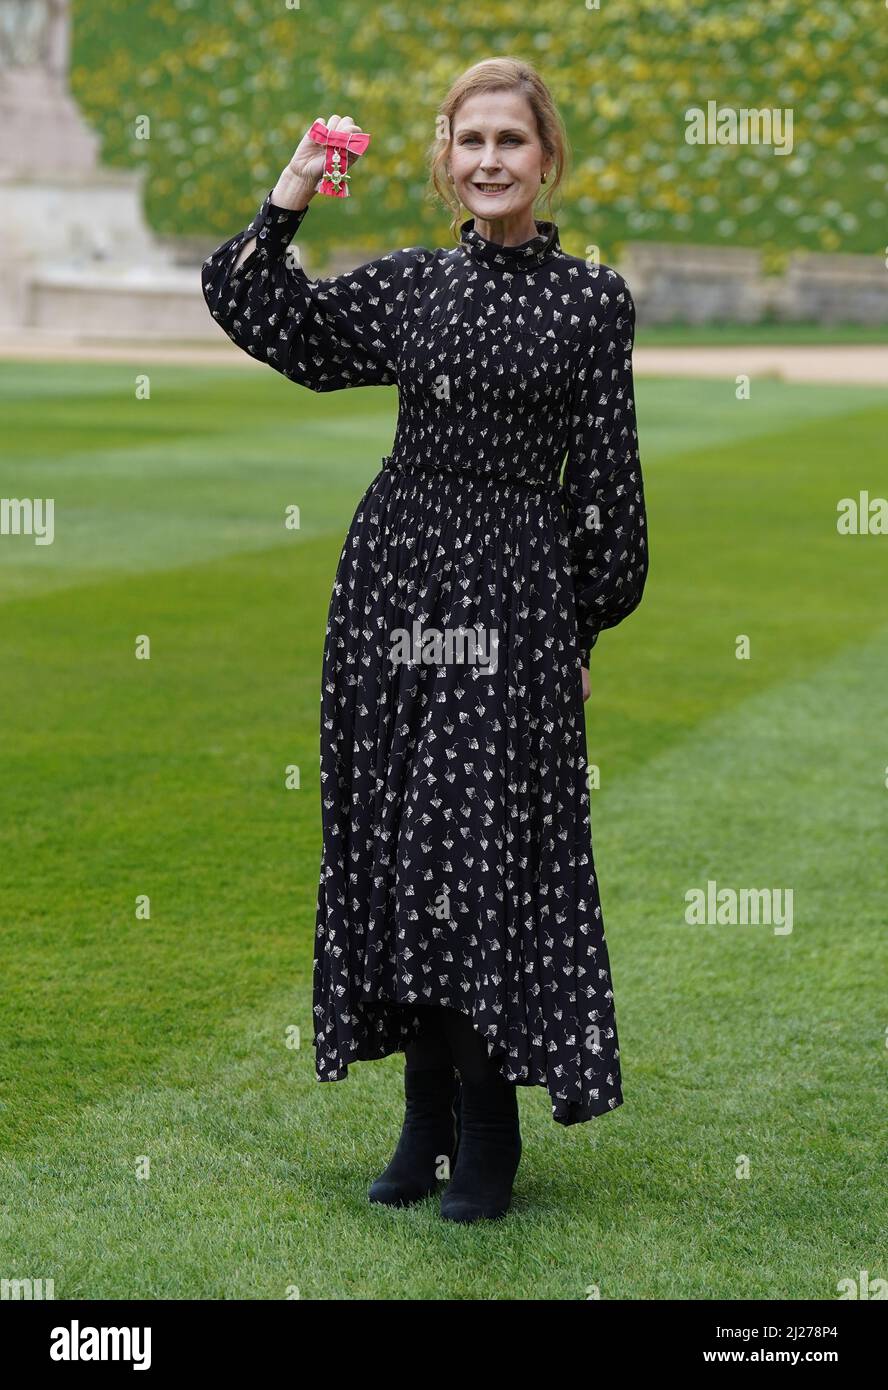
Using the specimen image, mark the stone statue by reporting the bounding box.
[0,0,98,177]
[0,0,70,79]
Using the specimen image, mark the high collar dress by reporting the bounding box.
[201,189,649,1125]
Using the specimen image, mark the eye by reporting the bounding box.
[457,133,525,145]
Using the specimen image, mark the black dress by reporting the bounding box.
[201,189,649,1125]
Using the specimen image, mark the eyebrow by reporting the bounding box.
[453,126,529,137]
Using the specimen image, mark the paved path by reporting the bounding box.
[0,331,885,385]
[633,345,888,386]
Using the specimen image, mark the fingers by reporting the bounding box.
[326,113,362,135]
[326,113,364,158]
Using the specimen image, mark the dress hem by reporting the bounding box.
[313,992,624,1127]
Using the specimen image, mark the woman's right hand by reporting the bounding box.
[286,113,368,191]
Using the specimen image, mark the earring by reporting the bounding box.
[541,172,547,184]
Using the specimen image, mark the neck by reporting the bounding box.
[471,211,540,246]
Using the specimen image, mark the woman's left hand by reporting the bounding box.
[581,666,590,703]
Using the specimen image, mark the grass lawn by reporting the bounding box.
[0,362,885,1299]
[635,323,888,346]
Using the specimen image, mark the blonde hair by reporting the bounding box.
[427,57,570,241]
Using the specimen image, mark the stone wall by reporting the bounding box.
[618,243,888,325]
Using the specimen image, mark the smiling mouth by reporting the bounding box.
[474,182,512,193]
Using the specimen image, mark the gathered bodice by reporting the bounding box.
[201,188,649,663]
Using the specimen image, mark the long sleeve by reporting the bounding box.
[200,188,422,391]
[560,270,649,667]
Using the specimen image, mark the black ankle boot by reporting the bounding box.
[440,1073,521,1223]
[368,1066,461,1207]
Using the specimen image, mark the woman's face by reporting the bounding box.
[447,90,552,226]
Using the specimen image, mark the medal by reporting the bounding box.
[307,118,372,198]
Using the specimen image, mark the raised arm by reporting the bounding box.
[200,116,423,391]
[230,164,314,274]
[560,270,649,667]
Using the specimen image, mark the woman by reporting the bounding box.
[201,57,649,1223]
